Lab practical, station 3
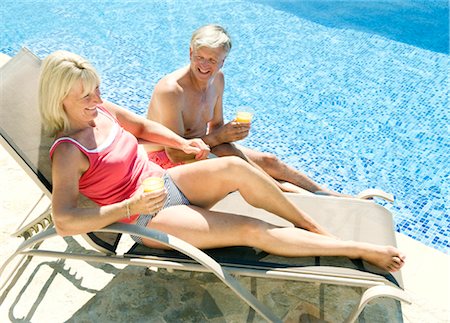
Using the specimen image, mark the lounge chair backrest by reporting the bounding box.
[0,48,52,196]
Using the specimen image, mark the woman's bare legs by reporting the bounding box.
[145,205,405,273]
[168,156,331,236]
[164,157,405,272]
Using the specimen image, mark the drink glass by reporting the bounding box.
[143,177,165,192]
[235,106,254,123]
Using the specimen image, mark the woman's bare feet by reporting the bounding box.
[354,243,406,272]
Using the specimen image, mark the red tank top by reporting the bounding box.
[49,106,164,223]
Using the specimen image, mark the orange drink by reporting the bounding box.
[143,177,164,192]
[235,111,253,123]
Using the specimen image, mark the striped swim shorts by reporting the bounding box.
[131,172,190,244]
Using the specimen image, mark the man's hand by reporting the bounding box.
[210,121,250,145]
[181,138,211,160]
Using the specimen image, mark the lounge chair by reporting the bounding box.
[0,48,411,322]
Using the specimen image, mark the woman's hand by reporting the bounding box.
[129,185,167,215]
[181,138,210,160]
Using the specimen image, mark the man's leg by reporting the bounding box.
[212,143,348,196]
[211,143,298,192]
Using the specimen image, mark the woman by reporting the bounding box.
[40,50,405,272]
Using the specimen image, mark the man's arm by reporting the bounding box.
[202,78,225,147]
[202,73,250,147]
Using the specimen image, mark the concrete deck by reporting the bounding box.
[0,143,448,322]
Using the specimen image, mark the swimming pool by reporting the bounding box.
[1,0,448,254]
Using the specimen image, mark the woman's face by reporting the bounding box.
[62,80,102,126]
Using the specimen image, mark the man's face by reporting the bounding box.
[189,46,227,81]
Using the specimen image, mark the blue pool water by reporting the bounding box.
[1,0,449,254]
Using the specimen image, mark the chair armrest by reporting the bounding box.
[357,189,394,202]
[345,285,411,323]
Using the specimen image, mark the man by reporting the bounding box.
[145,24,347,196]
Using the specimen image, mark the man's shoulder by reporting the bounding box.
[216,69,225,80]
[155,75,182,94]
[155,68,188,96]
[214,70,225,88]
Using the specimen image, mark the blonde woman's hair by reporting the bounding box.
[190,24,232,54]
[39,50,100,136]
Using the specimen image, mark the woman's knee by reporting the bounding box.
[223,155,253,175]
[238,219,272,246]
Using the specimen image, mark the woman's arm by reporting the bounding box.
[51,142,129,236]
[51,142,168,236]
[103,100,210,160]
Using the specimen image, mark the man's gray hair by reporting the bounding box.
[190,24,232,53]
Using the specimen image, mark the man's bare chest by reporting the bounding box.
[182,92,217,136]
